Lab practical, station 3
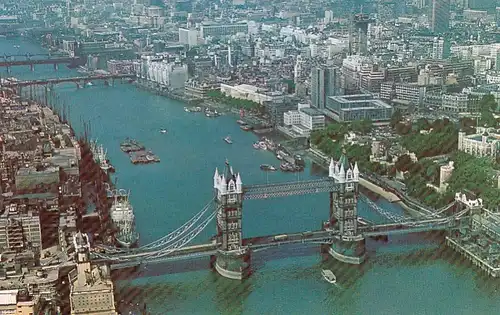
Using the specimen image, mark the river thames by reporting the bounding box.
[1,37,499,315]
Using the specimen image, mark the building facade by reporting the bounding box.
[0,205,42,252]
[326,94,393,123]
[458,128,500,159]
[200,23,248,38]
[310,66,339,110]
[431,0,450,34]
[220,84,284,105]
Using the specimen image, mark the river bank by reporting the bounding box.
[4,37,500,315]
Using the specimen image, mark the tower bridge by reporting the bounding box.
[91,153,464,280]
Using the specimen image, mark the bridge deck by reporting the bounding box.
[0,57,77,67]
[1,74,135,87]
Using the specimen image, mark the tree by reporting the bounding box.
[479,94,497,112]
[395,154,413,172]
[350,119,373,134]
[390,110,403,128]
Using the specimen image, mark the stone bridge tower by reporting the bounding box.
[212,161,251,280]
[327,149,366,264]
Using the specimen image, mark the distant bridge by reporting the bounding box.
[0,74,136,88]
[0,56,83,72]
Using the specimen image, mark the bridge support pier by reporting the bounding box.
[328,235,366,264]
[213,248,251,280]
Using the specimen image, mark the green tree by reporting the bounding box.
[390,110,403,128]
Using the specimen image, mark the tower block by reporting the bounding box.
[327,149,366,264]
[212,162,251,280]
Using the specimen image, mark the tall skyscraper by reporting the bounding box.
[431,0,450,34]
[310,67,339,110]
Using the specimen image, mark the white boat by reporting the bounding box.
[224,136,233,144]
[90,139,111,172]
[160,128,167,134]
[322,269,337,284]
[253,142,260,149]
[258,142,267,150]
[109,189,139,248]
[86,82,93,87]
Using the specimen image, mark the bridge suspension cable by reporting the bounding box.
[94,210,217,261]
[97,198,215,253]
[360,195,408,223]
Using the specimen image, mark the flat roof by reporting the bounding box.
[300,107,324,116]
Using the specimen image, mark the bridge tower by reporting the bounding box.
[326,149,366,264]
[212,161,251,280]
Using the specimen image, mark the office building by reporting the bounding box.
[326,94,393,123]
[432,37,451,60]
[350,13,373,56]
[220,84,284,105]
[283,103,325,137]
[310,67,339,110]
[431,0,450,34]
[178,28,199,48]
[468,0,496,10]
[0,289,40,315]
[69,232,117,315]
[200,23,248,39]
[0,204,42,251]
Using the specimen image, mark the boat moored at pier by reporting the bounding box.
[109,189,139,248]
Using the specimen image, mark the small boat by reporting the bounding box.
[86,82,93,87]
[322,269,337,284]
[253,142,260,149]
[260,164,277,171]
[258,142,267,150]
[224,136,232,144]
[236,120,246,125]
[160,129,167,134]
[241,125,252,131]
[184,107,190,112]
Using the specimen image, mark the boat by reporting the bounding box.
[109,190,140,248]
[160,128,167,134]
[236,120,246,125]
[90,139,112,173]
[322,269,337,284]
[86,82,93,87]
[224,136,233,144]
[260,164,277,171]
[253,142,260,149]
[241,125,252,131]
[258,142,267,150]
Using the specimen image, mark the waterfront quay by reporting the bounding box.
[0,86,117,314]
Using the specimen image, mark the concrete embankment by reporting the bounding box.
[358,177,425,217]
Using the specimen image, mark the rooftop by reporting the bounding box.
[300,107,323,116]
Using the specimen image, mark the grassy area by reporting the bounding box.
[206,90,261,111]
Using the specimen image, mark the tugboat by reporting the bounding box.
[322,269,337,284]
[260,164,277,171]
[224,135,233,144]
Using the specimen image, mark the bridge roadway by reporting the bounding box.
[0,74,136,88]
[104,230,337,269]
[0,57,79,67]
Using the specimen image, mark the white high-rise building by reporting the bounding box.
[178,28,199,48]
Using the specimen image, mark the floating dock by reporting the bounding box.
[120,138,145,153]
[129,150,160,164]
